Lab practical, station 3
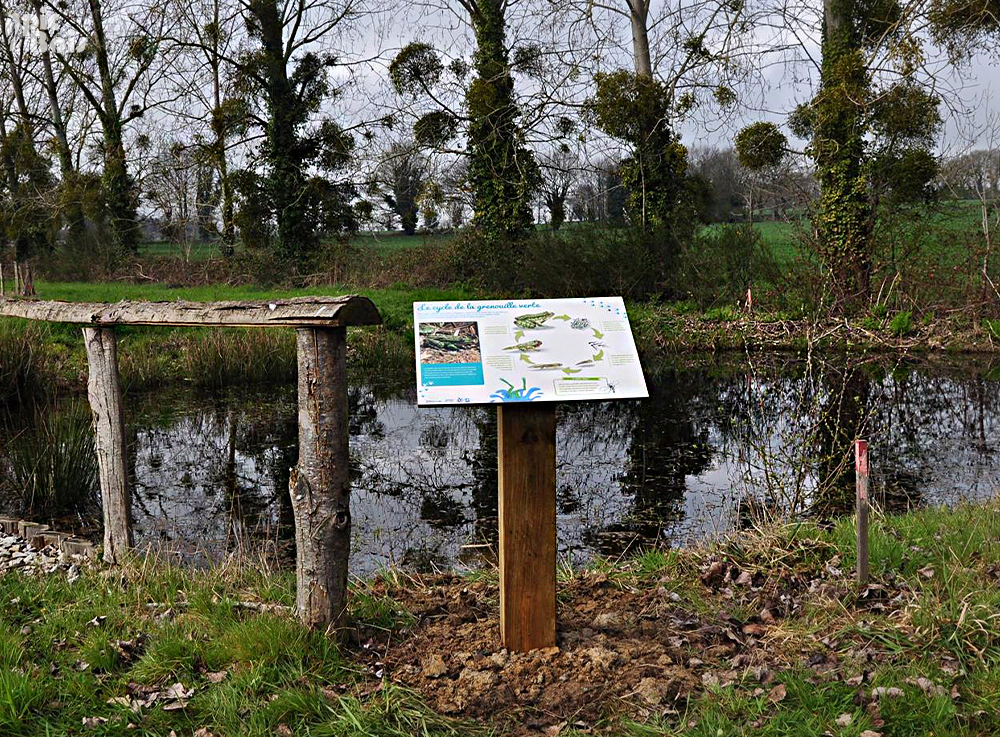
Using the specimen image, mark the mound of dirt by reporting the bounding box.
[352,570,796,734]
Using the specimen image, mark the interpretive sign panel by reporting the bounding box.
[413,297,648,405]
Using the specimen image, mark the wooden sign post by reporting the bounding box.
[413,297,650,653]
[497,404,557,652]
[855,439,870,584]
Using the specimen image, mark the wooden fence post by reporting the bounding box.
[82,327,133,564]
[498,403,557,652]
[291,327,351,632]
[855,439,870,585]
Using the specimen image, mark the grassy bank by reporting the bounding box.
[3,502,1000,735]
[628,302,1000,355]
[5,265,1000,406]
[0,283,472,395]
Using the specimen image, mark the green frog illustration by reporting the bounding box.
[503,340,542,352]
[514,311,555,329]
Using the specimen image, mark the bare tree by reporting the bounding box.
[372,141,427,235]
[45,0,180,254]
[538,147,576,229]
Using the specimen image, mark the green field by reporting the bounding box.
[136,199,985,268]
[138,230,458,260]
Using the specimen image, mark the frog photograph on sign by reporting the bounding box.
[418,321,485,388]
[413,297,648,406]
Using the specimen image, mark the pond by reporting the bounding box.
[2,352,999,574]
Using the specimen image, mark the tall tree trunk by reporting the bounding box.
[628,0,653,77]
[466,0,539,242]
[88,0,139,255]
[0,1,36,133]
[209,0,235,254]
[815,0,872,310]
[0,108,18,201]
[34,0,86,239]
[250,0,312,260]
[0,0,52,283]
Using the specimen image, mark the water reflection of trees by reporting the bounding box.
[8,356,1000,571]
[708,355,1000,520]
[570,371,717,556]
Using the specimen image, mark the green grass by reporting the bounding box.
[138,241,221,261]
[348,230,457,254]
[0,558,479,737]
[612,502,1000,736]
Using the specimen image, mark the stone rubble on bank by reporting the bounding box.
[0,517,95,580]
[0,533,86,580]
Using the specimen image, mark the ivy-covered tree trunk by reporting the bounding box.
[208,0,236,255]
[101,119,140,255]
[89,0,140,255]
[814,0,872,310]
[252,0,313,261]
[0,1,55,277]
[210,100,236,256]
[33,0,86,241]
[467,0,539,242]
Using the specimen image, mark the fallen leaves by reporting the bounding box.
[767,684,787,704]
[907,676,947,697]
[106,681,196,713]
[161,682,195,711]
[870,686,905,699]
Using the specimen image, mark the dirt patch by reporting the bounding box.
[350,567,831,735]
[345,531,928,735]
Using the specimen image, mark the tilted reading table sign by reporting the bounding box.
[412,297,648,651]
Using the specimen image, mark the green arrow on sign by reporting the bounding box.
[553,314,571,321]
[562,367,581,375]
[514,330,524,341]
[592,349,604,361]
[520,353,534,364]
[591,328,604,339]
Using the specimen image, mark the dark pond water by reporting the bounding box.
[3,353,1000,574]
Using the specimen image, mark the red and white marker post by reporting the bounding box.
[855,439,870,584]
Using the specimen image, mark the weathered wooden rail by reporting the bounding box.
[0,295,382,631]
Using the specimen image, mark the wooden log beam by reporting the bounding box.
[0,295,381,328]
[498,404,557,652]
[83,327,133,564]
[291,327,352,632]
